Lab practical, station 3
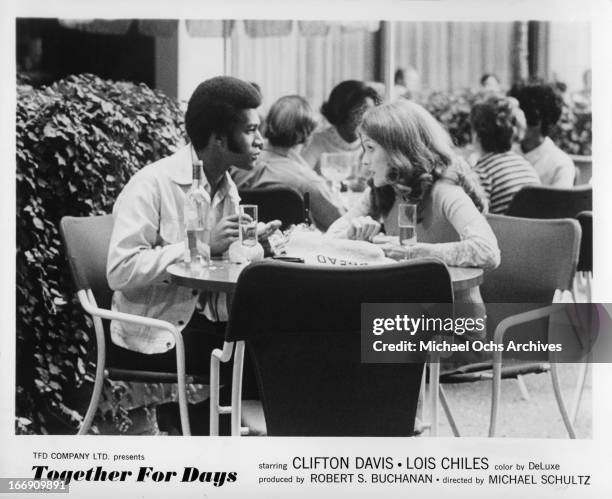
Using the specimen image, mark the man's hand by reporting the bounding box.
[210,214,240,255]
[347,216,381,241]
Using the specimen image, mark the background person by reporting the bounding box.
[106,77,279,431]
[470,95,541,214]
[509,81,576,187]
[301,80,381,175]
[232,95,345,231]
[480,73,502,93]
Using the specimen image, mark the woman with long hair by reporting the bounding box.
[328,100,500,316]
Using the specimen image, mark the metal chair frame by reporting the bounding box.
[484,215,582,438]
[60,215,194,435]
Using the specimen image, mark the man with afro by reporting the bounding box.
[106,76,278,373]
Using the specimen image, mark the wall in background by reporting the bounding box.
[548,22,591,92]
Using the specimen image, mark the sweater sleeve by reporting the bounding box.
[409,182,500,270]
[106,171,185,291]
[307,180,346,231]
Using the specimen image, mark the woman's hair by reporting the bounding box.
[361,100,487,219]
[470,95,519,153]
[508,81,563,136]
[321,80,381,127]
[264,95,317,148]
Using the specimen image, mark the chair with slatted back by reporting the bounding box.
[238,187,304,230]
[60,215,201,435]
[209,258,453,436]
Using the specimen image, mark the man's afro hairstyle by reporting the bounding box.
[185,76,262,150]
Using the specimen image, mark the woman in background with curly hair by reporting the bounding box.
[470,95,540,214]
[327,99,500,273]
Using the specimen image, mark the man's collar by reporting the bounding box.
[215,171,242,206]
[168,144,240,204]
[168,144,197,185]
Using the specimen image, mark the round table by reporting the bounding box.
[167,259,483,293]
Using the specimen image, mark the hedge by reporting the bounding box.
[16,74,185,434]
[420,88,592,155]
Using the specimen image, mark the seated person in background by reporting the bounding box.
[509,81,576,187]
[470,95,541,214]
[480,73,502,93]
[232,95,345,231]
[327,99,500,273]
[571,68,592,112]
[301,80,381,175]
[392,68,409,100]
[107,76,278,372]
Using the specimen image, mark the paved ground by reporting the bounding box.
[431,363,591,438]
[110,362,590,439]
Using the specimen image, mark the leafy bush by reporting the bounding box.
[16,73,185,434]
[418,88,592,156]
[551,105,592,156]
[420,89,480,148]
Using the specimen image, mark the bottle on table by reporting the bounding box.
[184,159,210,268]
[303,191,312,226]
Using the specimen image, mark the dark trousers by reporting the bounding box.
[110,312,259,398]
[111,313,259,435]
[110,313,225,375]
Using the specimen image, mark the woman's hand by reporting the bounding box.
[382,242,434,261]
[382,243,410,261]
[347,216,381,241]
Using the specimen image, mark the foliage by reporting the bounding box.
[418,88,592,156]
[550,104,592,156]
[16,73,185,434]
[420,89,481,148]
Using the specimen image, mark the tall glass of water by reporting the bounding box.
[398,203,417,247]
[239,204,258,247]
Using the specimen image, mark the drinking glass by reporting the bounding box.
[320,152,354,193]
[398,203,417,247]
[239,204,258,247]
